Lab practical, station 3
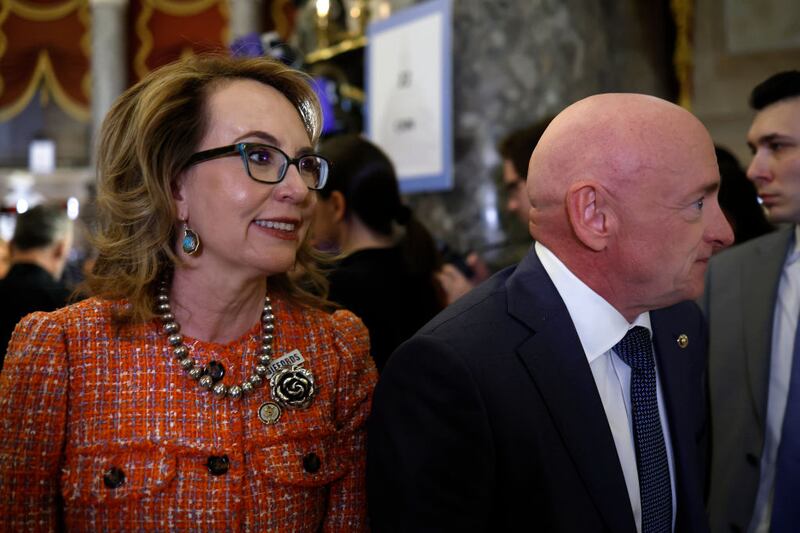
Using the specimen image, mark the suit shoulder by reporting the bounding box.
[420,267,514,337]
[16,297,115,331]
[710,228,790,268]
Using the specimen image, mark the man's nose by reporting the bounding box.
[708,199,735,251]
[746,149,771,184]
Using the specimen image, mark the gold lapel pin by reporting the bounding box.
[677,334,689,349]
[258,402,282,425]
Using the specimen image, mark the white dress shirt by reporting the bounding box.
[535,242,677,533]
[749,225,800,533]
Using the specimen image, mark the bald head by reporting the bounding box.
[528,94,711,236]
[525,93,733,319]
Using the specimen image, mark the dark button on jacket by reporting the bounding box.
[206,455,230,476]
[303,452,321,473]
[103,467,125,489]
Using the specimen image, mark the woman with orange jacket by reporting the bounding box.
[0,55,376,531]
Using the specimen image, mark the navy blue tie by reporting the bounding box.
[614,326,672,533]
[770,314,800,531]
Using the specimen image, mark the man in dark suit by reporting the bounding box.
[0,204,73,368]
[367,93,733,532]
[703,71,800,533]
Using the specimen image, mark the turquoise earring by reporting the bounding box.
[181,221,200,255]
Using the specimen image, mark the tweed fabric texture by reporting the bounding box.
[0,295,376,532]
[614,326,672,533]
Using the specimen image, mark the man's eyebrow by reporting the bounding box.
[695,180,719,197]
[682,178,719,204]
[748,132,793,149]
[704,181,720,194]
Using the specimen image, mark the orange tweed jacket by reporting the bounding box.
[0,295,376,532]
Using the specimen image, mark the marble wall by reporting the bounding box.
[382,0,676,268]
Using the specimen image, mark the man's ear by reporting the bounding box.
[329,190,347,223]
[52,237,68,261]
[566,181,611,252]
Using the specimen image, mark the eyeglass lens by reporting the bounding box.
[244,145,326,189]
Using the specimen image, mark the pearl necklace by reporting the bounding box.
[156,280,273,400]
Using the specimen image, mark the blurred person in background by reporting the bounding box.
[0,55,375,531]
[0,204,72,369]
[438,118,553,304]
[498,117,554,227]
[0,239,9,278]
[312,134,445,372]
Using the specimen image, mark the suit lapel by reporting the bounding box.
[651,308,705,531]
[741,227,793,422]
[507,252,637,533]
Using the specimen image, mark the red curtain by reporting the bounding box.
[0,0,91,121]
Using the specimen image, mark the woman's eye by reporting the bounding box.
[300,158,320,172]
[249,149,274,164]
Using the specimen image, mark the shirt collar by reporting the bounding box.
[789,225,800,264]
[534,241,651,363]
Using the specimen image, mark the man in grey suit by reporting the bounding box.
[703,71,800,533]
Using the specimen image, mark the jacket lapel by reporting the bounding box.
[741,227,793,423]
[507,252,637,533]
[651,307,705,531]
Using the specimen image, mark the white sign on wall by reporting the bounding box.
[366,0,453,193]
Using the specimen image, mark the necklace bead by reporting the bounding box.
[156,281,273,400]
[173,345,189,358]
[167,334,183,346]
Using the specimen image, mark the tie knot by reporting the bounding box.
[613,326,655,370]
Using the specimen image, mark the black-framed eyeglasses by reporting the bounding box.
[185,142,329,190]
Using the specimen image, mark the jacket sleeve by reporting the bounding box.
[0,311,69,531]
[367,333,495,533]
[322,310,377,533]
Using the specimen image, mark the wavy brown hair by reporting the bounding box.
[87,54,331,322]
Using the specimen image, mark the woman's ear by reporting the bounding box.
[566,181,611,252]
[330,190,347,223]
[172,173,189,220]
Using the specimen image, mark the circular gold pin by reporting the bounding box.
[677,334,689,349]
[258,402,282,425]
